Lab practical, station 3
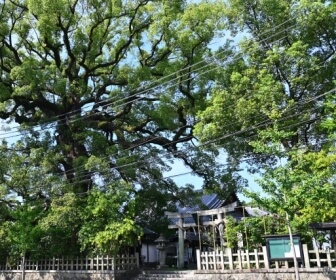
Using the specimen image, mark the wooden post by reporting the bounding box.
[205,251,209,270]
[245,249,250,269]
[275,261,279,269]
[178,215,184,269]
[262,246,269,269]
[326,249,332,268]
[227,248,234,270]
[302,244,310,268]
[196,249,201,270]
[315,247,321,268]
[220,250,224,270]
[237,250,242,269]
[254,249,259,269]
[198,212,201,253]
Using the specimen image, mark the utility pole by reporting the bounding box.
[285,211,300,280]
[283,163,300,280]
[21,253,25,280]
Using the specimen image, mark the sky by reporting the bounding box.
[164,156,263,203]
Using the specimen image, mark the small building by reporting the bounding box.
[164,190,266,268]
[140,189,269,268]
[139,227,159,266]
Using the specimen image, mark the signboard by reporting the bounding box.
[264,235,303,261]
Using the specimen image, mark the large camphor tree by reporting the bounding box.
[0,0,233,259]
[195,0,336,243]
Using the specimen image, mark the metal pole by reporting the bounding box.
[286,211,300,280]
[21,254,25,280]
[283,162,300,280]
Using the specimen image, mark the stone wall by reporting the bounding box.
[0,270,140,280]
[0,271,114,280]
[195,268,336,280]
[1,268,336,280]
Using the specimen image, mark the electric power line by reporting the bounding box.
[16,89,335,195]
[0,20,298,139]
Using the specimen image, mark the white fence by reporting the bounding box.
[197,244,336,271]
[0,254,139,271]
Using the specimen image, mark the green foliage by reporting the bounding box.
[224,216,240,249]
[195,0,336,245]
[79,182,141,255]
[195,0,336,170]
[0,0,229,258]
[224,215,287,250]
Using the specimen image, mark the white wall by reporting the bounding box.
[141,243,158,263]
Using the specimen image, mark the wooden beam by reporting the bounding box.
[168,219,225,229]
[197,207,235,216]
[164,212,193,219]
[165,206,235,219]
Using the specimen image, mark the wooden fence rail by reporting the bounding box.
[197,244,336,271]
[2,245,336,272]
[0,254,139,271]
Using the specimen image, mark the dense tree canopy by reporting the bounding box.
[0,0,232,258]
[1,0,336,260]
[195,0,336,240]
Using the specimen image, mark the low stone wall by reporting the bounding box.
[1,268,336,280]
[195,268,336,280]
[0,271,114,280]
[0,269,140,280]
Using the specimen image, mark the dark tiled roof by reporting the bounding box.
[171,193,226,225]
[176,193,225,214]
[201,193,225,209]
[170,193,270,226]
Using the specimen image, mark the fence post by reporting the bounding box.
[315,247,321,268]
[302,244,310,268]
[196,249,201,270]
[262,246,269,269]
[245,249,250,269]
[220,250,224,270]
[326,249,332,268]
[205,251,209,270]
[227,248,233,270]
[237,250,242,269]
[254,249,259,269]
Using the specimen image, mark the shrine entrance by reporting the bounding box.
[165,204,237,269]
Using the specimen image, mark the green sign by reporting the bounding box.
[266,236,302,260]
